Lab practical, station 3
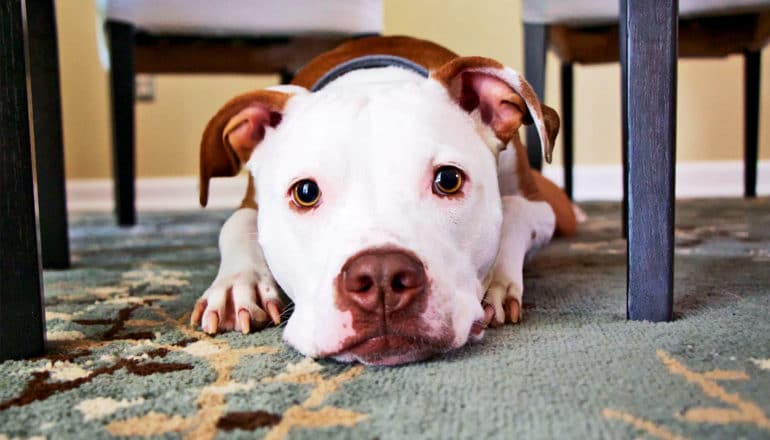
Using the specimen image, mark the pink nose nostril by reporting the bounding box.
[391,274,407,293]
[390,268,424,293]
[340,249,426,313]
[348,274,374,294]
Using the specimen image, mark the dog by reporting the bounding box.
[190,36,576,366]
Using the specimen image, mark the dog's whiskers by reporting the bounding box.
[275,304,294,328]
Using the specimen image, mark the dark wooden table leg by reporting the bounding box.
[524,23,547,170]
[28,0,70,269]
[621,0,677,322]
[744,50,760,198]
[107,20,136,226]
[1,0,47,360]
[560,62,574,199]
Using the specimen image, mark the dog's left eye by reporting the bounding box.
[292,179,321,208]
[433,166,464,196]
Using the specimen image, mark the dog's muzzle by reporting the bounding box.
[330,247,452,365]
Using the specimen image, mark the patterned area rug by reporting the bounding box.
[1,198,769,439]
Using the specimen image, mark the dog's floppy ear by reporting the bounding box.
[432,56,559,163]
[199,89,291,207]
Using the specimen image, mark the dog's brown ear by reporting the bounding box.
[540,104,560,153]
[200,90,291,206]
[432,56,559,163]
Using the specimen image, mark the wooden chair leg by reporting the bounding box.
[279,69,294,84]
[524,23,547,171]
[1,0,47,361]
[107,20,136,226]
[28,0,70,269]
[621,0,677,322]
[560,63,574,199]
[744,50,760,198]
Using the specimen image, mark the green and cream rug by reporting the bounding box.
[1,198,769,439]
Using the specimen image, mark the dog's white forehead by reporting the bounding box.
[253,68,494,185]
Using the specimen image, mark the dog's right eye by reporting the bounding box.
[433,166,464,196]
[291,179,321,208]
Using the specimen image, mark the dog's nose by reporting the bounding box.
[341,250,426,313]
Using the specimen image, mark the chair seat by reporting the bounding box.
[104,0,382,36]
[523,0,770,25]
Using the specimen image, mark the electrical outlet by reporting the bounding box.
[135,74,155,102]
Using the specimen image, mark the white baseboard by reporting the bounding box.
[541,160,770,201]
[66,161,768,212]
[67,175,249,212]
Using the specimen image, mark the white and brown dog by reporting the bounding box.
[191,36,576,366]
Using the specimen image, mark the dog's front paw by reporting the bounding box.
[483,278,523,326]
[190,270,284,335]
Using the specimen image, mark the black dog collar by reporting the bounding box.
[310,55,429,92]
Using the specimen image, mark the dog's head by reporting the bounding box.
[200,57,557,365]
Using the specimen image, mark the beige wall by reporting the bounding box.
[56,0,770,179]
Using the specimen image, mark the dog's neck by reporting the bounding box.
[311,55,429,92]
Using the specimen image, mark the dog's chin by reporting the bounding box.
[331,335,444,366]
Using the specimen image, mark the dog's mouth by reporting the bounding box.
[328,334,450,366]
[318,307,491,366]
